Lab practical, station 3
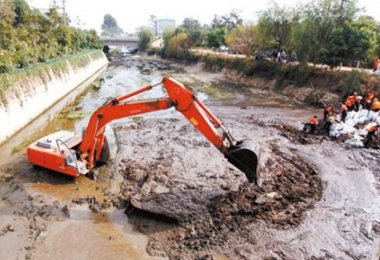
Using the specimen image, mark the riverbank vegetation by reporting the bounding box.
[146,0,380,70]
[141,0,380,104]
[0,0,102,73]
[0,50,103,107]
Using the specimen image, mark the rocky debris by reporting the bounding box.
[109,57,170,72]
[72,197,100,212]
[272,123,328,144]
[0,224,14,236]
[72,196,111,212]
[61,205,70,217]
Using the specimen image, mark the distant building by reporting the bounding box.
[154,19,175,37]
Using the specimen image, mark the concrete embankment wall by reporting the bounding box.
[0,51,108,145]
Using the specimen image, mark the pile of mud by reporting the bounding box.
[112,118,323,259]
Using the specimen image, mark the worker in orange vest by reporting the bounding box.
[340,102,347,123]
[352,92,362,111]
[345,95,355,111]
[309,115,318,134]
[364,123,379,148]
[324,115,336,134]
[373,57,379,72]
[323,105,335,120]
[365,90,375,110]
[372,98,380,112]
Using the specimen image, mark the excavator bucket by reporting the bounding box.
[225,139,258,184]
[98,125,120,164]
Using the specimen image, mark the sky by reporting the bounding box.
[26,0,380,33]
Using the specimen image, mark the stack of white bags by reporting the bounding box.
[329,109,380,147]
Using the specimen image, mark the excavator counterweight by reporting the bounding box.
[26,77,259,183]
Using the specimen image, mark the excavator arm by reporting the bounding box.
[27,77,258,183]
[79,76,258,182]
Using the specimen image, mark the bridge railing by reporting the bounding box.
[100,36,139,41]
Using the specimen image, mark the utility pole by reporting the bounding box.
[62,0,67,25]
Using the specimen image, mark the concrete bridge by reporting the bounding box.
[100,36,139,50]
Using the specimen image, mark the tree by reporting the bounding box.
[86,29,102,49]
[211,15,224,29]
[182,17,201,31]
[221,10,243,30]
[206,28,226,48]
[0,0,15,25]
[101,14,123,36]
[351,16,379,61]
[0,0,103,72]
[138,26,152,51]
[13,0,30,26]
[179,18,204,47]
[225,24,259,55]
[257,1,295,51]
[166,32,189,58]
[211,10,243,30]
[291,0,361,67]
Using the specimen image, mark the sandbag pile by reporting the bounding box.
[329,109,380,147]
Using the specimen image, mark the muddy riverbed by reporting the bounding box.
[0,57,380,260]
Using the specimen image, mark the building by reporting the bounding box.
[154,19,175,37]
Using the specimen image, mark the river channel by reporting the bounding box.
[0,57,250,260]
[2,57,378,260]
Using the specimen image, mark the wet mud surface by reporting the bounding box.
[0,57,380,260]
[113,116,324,259]
[109,106,380,259]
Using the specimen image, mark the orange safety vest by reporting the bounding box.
[368,125,378,132]
[309,117,318,125]
[348,95,355,103]
[372,100,380,110]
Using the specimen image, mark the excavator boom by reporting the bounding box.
[26,77,258,183]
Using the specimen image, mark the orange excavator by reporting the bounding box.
[26,77,258,183]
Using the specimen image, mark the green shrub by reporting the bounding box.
[0,50,103,94]
[336,71,363,99]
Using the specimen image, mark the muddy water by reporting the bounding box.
[32,205,157,260]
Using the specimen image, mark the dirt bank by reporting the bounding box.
[0,59,379,260]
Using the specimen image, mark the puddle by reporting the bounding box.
[32,205,164,260]
[31,175,106,202]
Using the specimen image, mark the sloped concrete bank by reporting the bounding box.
[0,51,108,145]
